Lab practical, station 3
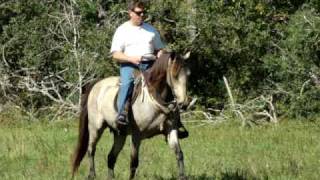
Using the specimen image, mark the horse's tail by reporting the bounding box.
[71,81,96,177]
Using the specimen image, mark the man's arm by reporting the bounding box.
[155,49,166,58]
[112,51,141,65]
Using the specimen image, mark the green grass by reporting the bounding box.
[0,117,320,180]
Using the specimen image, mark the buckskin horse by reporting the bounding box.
[71,52,191,180]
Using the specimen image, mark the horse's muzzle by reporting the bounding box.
[178,96,195,112]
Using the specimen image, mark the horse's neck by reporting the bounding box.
[144,69,167,91]
[132,72,169,104]
[150,84,169,105]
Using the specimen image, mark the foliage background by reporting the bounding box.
[0,0,319,119]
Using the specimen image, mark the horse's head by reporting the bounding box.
[167,52,191,110]
[146,52,191,110]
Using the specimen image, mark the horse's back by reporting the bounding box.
[87,76,120,129]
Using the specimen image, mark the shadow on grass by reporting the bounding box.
[153,170,262,180]
[221,171,249,180]
[153,171,252,180]
[153,174,214,180]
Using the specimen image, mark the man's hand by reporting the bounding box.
[128,56,142,65]
[112,51,141,64]
[156,49,166,58]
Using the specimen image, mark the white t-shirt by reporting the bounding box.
[110,21,164,58]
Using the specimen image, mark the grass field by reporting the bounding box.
[0,116,320,180]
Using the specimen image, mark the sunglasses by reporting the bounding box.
[132,10,146,16]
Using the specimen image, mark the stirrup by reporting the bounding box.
[116,114,129,126]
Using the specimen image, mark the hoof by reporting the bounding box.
[87,173,96,180]
[179,175,188,180]
[107,169,115,180]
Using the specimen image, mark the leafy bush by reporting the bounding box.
[1,0,319,119]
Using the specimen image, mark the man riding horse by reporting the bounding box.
[110,0,188,138]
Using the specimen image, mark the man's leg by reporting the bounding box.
[138,61,153,72]
[117,64,135,125]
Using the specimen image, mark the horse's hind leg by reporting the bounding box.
[87,123,105,180]
[168,130,186,180]
[107,134,126,179]
[129,134,141,180]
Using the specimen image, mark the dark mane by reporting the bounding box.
[144,52,183,90]
[145,53,170,88]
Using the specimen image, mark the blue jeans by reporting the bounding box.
[117,61,154,115]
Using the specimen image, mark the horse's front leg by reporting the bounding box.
[168,129,186,180]
[130,134,141,180]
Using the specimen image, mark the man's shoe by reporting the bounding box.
[116,114,129,126]
[178,127,189,139]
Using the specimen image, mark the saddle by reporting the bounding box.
[131,71,144,104]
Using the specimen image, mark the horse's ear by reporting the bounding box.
[182,51,191,60]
